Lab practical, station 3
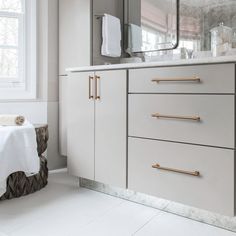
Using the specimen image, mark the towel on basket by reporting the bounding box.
[101,14,121,57]
[0,115,25,126]
[0,121,40,197]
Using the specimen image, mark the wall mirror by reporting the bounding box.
[125,0,179,54]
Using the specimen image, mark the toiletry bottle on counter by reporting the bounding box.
[210,22,232,57]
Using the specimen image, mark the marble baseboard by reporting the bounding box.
[80,178,236,233]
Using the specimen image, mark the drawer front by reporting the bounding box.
[129,64,235,94]
[129,94,234,148]
[128,138,235,216]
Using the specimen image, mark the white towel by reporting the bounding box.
[127,24,143,53]
[101,14,121,57]
[0,121,40,197]
[0,114,25,126]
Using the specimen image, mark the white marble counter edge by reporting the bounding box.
[66,56,236,73]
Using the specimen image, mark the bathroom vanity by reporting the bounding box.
[65,57,236,217]
[58,0,236,231]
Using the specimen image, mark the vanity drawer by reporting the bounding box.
[128,138,235,216]
[129,94,234,148]
[129,64,235,94]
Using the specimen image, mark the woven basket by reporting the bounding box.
[0,156,48,200]
[0,125,49,201]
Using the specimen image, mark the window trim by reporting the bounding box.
[0,0,37,100]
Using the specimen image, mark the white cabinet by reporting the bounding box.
[67,70,127,188]
[128,138,235,216]
[129,64,235,94]
[95,71,127,188]
[65,62,235,217]
[67,72,95,180]
[129,94,234,148]
[128,63,236,216]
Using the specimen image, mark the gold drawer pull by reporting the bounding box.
[152,163,200,177]
[95,75,101,100]
[152,113,201,122]
[152,76,201,83]
[89,76,94,100]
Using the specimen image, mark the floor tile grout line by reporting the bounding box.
[151,203,236,235]
[4,192,124,236]
[3,186,123,235]
[132,211,163,236]
[81,185,171,214]
[74,201,125,232]
[5,202,125,236]
[4,172,236,235]
[130,197,236,234]
[69,197,162,235]
[81,185,236,233]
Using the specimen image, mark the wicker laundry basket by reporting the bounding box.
[0,125,49,201]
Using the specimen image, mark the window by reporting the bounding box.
[0,0,37,99]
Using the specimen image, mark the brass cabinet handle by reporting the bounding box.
[89,76,94,100]
[151,113,201,121]
[152,163,200,177]
[152,76,201,83]
[95,75,101,100]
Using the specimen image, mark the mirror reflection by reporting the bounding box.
[125,0,236,61]
[126,0,179,54]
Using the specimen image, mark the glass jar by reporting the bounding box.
[210,22,233,57]
[232,31,236,48]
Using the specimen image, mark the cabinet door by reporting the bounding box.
[95,70,127,188]
[67,72,95,179]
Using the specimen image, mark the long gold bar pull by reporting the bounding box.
[152,76,201,83]
[151,113,201,122]
[95,75,101,100]
[152,163,200,177]
[89,76,94,100]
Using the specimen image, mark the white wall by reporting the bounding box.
[0,102,47,124]
[46,0,67,170]
[0,0,66,170]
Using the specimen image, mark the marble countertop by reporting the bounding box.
[66,56,236,73]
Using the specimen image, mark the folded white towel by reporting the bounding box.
[101,14,121,57]
[127,24,143,53]
[0,121,40,197]
[0,115,25,126]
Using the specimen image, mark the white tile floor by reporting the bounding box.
[0,171,235,236]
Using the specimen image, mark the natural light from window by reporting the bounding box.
[0,0,22,82]
[0,0,36,99]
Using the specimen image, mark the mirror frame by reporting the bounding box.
[124,0,180,54]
